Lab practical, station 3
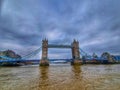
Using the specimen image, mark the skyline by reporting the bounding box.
[0,0,120,59]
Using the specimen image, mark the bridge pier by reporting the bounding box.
[40,39,49,66]
[71,40,82,65]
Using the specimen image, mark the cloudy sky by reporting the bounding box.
[0,0,120,59]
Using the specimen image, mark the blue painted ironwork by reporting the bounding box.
[0,56,21,60]
[22,47,42,59]
[112,55,120,61]
[48,59,73,62]
[48,44,72,48]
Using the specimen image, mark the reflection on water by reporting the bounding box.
[0,64,120,90]
[72,66,81,79]
[39,67,49,89]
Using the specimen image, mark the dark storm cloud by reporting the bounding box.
[0,0,120,58]
[0,0,2,11]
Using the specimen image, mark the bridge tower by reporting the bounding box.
[71,39,81,65]
[40,39,49,66]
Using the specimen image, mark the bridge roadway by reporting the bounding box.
[0,59,73,63]
[0,58,109,63]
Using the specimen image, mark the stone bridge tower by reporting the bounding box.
[40,39,49,66]
[71,39,81,65]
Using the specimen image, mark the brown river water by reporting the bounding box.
[0,64,120,90]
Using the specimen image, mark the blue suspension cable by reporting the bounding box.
[22,47,42,59]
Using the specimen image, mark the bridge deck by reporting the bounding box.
[0,59,73,63]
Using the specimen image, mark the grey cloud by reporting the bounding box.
[0,0,120,59]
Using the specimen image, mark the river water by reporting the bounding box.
[0,64,120,90]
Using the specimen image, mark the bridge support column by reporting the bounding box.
[40,39,49,66]
[71,39,82,65]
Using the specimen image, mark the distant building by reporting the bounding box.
[0,50,21,60]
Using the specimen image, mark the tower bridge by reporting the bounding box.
[1,39,117,66]
[40,39,81,66]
